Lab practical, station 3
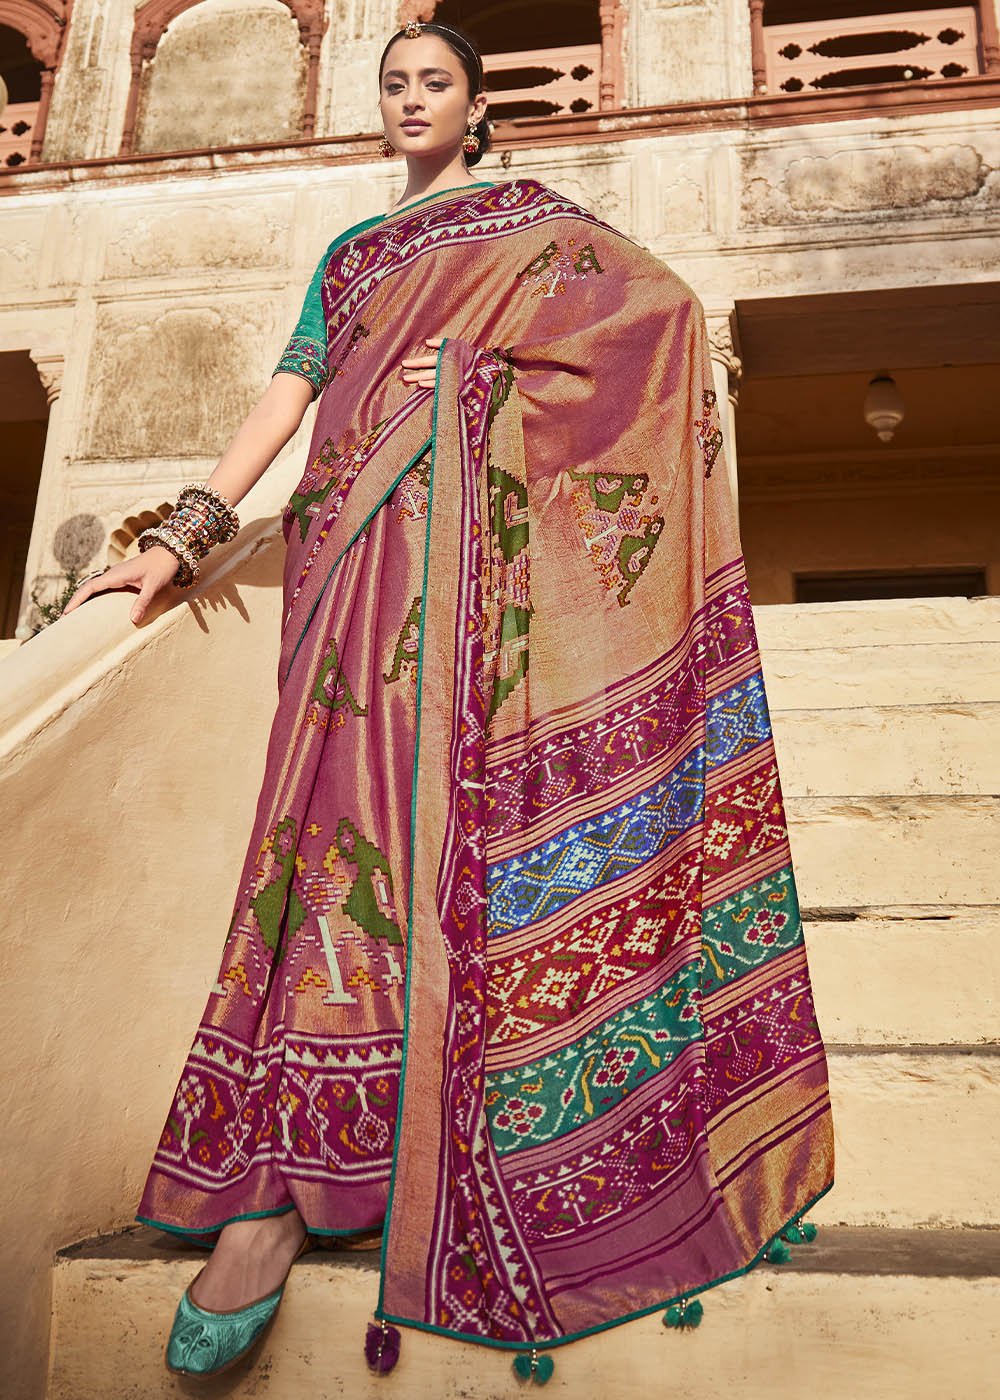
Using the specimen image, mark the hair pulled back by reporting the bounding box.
[378,22,491,167]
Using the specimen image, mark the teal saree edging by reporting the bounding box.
[374,338,447,1321]
[281,434,433,686]
[375,1179,835,1353]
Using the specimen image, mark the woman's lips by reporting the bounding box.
[400,121,429,132]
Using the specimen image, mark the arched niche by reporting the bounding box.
[122,0,327,155]
[0,1,71,160]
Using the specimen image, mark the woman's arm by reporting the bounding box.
[62,372,316,625]
[201,371,316,508]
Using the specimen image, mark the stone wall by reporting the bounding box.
[134,0,308,152]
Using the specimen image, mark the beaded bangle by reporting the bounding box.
[136,482,241,590]
[137,525,200,588]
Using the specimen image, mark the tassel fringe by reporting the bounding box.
[513,1348,554,1383]
[767,1213,819,1263]
[364,1320,401,1374]
[663,1296,704,1329]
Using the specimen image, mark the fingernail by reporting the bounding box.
[130,610,140,623]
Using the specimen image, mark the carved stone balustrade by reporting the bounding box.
[764,7,982,94]
[482,45,603,120]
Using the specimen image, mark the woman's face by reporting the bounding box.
[379,32,485,159]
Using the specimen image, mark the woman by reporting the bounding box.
[65,19,834,1383]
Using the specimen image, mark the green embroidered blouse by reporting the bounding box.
[272,186,500,399]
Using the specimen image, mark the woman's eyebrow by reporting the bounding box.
[382,67,455,80]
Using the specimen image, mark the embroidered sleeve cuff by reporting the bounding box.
[273,337,329,397]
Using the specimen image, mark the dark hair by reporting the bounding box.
[378,23,491,167]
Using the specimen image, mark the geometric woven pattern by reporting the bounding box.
[486,752,704,936]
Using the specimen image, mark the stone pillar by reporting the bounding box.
[16,351,66,640]
[30,67,56,160]
[706,312,742,511]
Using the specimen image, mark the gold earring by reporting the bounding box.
[462,123,480,155]
[378,135,396,158]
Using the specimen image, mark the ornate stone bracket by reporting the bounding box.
[707,315,743,404]
[0,0,71,159]
[28,347,63,405]
[120,0,329,154]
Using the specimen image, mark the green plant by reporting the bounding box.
[29,566,83,633]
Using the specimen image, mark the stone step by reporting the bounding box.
[761,642,1000,710]
[770,702,1000,796]
[804,909,1000,1047]
[47,1226,999,1399]
[754,596,1000,650]
[784,795,999,907]
[818,1049,999,1228]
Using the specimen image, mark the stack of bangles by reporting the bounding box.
[136,484,241,588]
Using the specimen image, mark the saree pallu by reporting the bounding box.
[139,178,834,1352]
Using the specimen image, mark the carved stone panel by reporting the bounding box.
[81,300,279,460]
[102,199,292,280]
[741,134,996,228]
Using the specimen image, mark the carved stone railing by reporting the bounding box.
[764,7,982,93]
[482,45,603,120]
[0,101,39,168]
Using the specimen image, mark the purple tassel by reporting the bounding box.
[365,1320,401,1374]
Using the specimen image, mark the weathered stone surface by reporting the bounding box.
[632,3,731,106]
[761,642,1000,709]
[47,1234,999,1398]
[806,912,1000,1047]
[741,133,998,229]
[818,1052,1000,1227]
[102,201,291,279]
[755,597,1000,650]
[770,704,1000,796]
[81,302,279,459]
[135,0,307,154]
[785,795,999,907]
[546,154,634,234]
[0,214,40,294]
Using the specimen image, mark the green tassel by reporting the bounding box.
[512,1350,554,1384]
[663,1297,704,1329]
[782,1225,804,1244]
[684,1298,704,1328]
[766,1238,791,1264]
[801,1221,818,1242]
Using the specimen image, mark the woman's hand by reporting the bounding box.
[400,336,444,391]
[61,545,182,627]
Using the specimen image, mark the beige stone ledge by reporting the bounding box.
[785,795,999,907]
[805,912,1000,1047]
[761,642,1000,710]
[818,1052,1000,1228]
[753,596,1000,650]
[47,1229,998,1400]
[771,704,1000,797]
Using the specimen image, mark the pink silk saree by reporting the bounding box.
[139,178,834,1354]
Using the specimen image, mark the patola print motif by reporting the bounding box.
[140,178,833,1354]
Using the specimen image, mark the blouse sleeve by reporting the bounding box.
[272,243,333,398]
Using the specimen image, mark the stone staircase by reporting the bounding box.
[43,597,1000,1398]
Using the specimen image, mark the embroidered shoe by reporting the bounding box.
[165,1235,313,1377]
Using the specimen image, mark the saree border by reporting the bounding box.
[374,338,447,1322]
[375,1178,834,1353]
